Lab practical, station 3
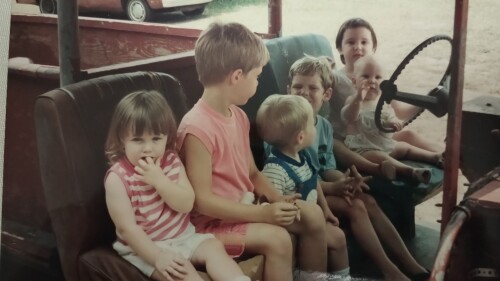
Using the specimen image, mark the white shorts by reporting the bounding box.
[113,231,214,277]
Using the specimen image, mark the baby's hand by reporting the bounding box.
[383,120,403,131]
[358,80,371,100]
[265,201,299,226]
[134,157,165,187]
[154,250,188,281]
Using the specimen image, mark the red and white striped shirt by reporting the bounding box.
[106,150,194,243]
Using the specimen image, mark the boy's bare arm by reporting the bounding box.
[316,183,339,226]
[320,169,345,182]
[183,134,295,223]
[248,155,284,203]
[316,183,330,212]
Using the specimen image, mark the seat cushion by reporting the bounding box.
[79,247,150,281]
[198,255,264,281]
[79,247,264,281]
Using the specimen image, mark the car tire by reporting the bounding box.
[181,6,206,16]
[39,0,57,14]
[126,0,152,22]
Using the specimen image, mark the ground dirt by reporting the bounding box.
[10,0,500,231]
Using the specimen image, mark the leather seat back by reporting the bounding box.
[240,34,334,168]
[34,71,188,281]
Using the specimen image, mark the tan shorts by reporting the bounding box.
[113,231,214,277]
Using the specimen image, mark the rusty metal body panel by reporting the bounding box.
[9,14,200,69]
[460,95,500,183]
[444,168,500,281]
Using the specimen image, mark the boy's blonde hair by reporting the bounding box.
[288,55,334,90]
[195,22,270,86]
[105,90,177,164]
[256,94,313,148]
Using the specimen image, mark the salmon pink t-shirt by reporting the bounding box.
[176,98,254,256]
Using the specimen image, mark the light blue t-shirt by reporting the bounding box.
[264,115,337,180]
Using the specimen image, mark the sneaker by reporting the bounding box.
[436,154,444,169]
[412,168,431,184]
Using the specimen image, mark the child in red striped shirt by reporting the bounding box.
[104,90,249,281]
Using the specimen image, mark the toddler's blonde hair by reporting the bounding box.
[288,54,334,90]
[256,94,314,148]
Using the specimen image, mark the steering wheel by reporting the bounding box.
[375,35,453,133]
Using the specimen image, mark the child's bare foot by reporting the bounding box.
[380,160,396,180]
[430,152,445,169]
[412,168,431,184]
[435,153,445,169]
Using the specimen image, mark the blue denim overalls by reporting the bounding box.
[265,149,318,202]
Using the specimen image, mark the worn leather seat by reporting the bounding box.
[34,71,263,281]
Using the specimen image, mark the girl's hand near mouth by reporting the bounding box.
[135,156,166,187]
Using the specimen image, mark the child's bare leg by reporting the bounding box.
[286,201,327,272]
[393,129,444,154]
[362,150,415,178]
[245,223,294,281]
[333,140,384,176]
[325,222,349,272]
[326,196,410,281]
[151,262,203,281]
[391,141,441,165]
[191,238,248,281]
[359,193,428,275]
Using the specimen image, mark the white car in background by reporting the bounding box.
[16,0,213,22]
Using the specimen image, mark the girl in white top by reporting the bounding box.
[329,18,444,179]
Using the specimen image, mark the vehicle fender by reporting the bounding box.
[80,0,123,13]
[147,0,163,9]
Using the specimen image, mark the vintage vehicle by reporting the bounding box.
[16,0,213,21]
[2,0,500,281]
